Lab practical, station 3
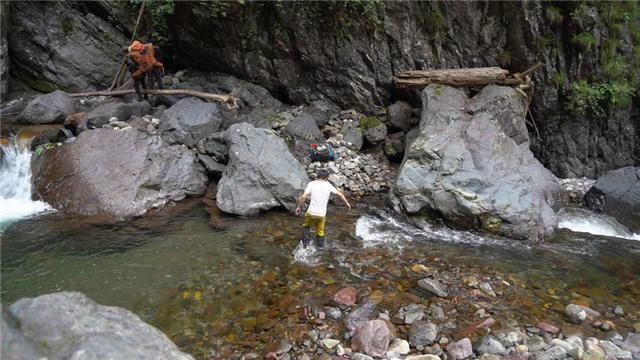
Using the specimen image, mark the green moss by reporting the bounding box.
[497,50,512,66]
[360,116,383,130]
[479,213,501,233]
[545,6,564,25]
[61,18,73,35]
[11,64,60,93]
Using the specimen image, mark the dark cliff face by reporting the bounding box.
[5,1,639,178]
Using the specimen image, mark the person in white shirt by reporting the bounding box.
[295,169,351,248]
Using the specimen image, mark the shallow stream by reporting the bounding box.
[2,202,639,357]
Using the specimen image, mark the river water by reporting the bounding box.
[1,140,639,358]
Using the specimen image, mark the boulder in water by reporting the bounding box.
[32,128,208,219]
[216,122,308,216]
[391,84,560,241]
[16,90,77,124]
[160,98,223,147]
[585,166,640,232]
[4,292,193,360]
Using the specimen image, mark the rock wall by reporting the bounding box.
[8,1,127,92]
[0,1,9,95]
[6,1,639,178]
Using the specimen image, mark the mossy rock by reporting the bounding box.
[360,115,384,130]
[479,213,501,233]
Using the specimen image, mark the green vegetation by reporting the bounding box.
[571,32,596,50]
[417,8,445,36]
[497,50,512,66]
[566,1,640,118]
[34,143,62,156]
[119,0,175,43]
[570,3,590,29]
[567,80,634,117]
[545,6,564,25]
[61,18,73,35]
[552,72,566,87]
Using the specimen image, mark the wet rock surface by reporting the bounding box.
[31,128,208,219]
[16,90,77,124]
[216,122,308,216]
[585,166,640,233]
[5,292,193,360]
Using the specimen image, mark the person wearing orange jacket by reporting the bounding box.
[125,40,164,100]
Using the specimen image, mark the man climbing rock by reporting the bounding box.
[295,169,351,248]
[125,40,164,100]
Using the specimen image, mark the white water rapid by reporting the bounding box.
[0,138,52,228]
[558,208,640,241]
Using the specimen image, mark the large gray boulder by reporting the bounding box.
[160,98,223,147]
[32,128,208,220]
[466,85,529,145]
[1,315,42,360]
[16,90,77,124]
[86,100,152,128]
[391,84,560,241]
[4,292,193,360]
[216,122,309,216]
[585,166,640,232]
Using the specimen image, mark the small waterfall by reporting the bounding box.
[0,137,52,227]
[558,208,640,241]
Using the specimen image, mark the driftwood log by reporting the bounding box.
[394,62,543,89]
[70,89,239,108]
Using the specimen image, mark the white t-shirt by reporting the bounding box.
[304,180,338,217]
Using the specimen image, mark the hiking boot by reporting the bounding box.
[301,227,312,248]
[316,236,326,248]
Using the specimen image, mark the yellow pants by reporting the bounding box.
[302,213,326,237]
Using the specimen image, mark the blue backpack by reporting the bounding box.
[310,143,336,162]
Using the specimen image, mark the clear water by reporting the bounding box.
[2,203,639,358]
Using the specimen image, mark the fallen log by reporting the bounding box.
[70,89,239,108]
[394,62,543,89]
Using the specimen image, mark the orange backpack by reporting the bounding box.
[127,41,163,76]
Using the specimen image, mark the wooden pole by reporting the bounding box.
[109,1,146,91]
[70,88,239,108]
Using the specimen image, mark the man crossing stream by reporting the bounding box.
[295,170,351,248]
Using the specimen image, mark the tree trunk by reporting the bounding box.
[70,89,238,108]
[394,63,543,89]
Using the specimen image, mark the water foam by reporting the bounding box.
[558,208,640,241]
[293,241,321,266]
[0,139,53,228]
